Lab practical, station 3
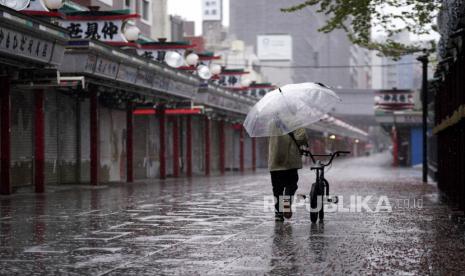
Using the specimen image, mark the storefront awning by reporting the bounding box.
[59,39,200,100]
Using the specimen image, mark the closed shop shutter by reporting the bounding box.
[225,124,234,171]
[179,116,187,175]
[58,92,78,184]
[244,134,253,170]
[210,120,220,172]
[134,115,148,179]
[233,127,241,170]
[192,116,204,175]
[166,118,174,176]
[99,107,126,182]
[80,99,90,182]
[45,90,58,184]
[257,138,269,169]
[11,89,33,187]
[148,115,160,178]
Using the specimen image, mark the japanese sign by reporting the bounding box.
[0,26,54,64]
[136,48,186,62]
[213,74,243,88]
[116,64,138,84]
[246,87,273,98]
[375,90,414,111]
[60,20,125,42]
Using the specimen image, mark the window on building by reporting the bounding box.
[212,9,216,15]
[205,10,209,15]
[125,0,131,8]
[140,0,151,24]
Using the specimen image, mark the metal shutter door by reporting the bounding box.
[210,120,220,172]
[225,124,234,171]
[45,90,58,184]
[11,89,33,187]
[58,92,78,184]
[134,115,148,179]
[244,134,252,170]
[80,99,90,183]
[166,118,174,176]
[192,116,204,175]
[148,115,160,178]
[99,108,126,182]
[233,128,240,170]
[256,137,269,169]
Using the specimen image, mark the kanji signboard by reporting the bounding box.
[60,20,124,42]
[0,26,54,64]
[375,90,414,111]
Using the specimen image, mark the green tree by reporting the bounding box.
[281,0,440,59]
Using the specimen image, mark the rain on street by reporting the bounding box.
[1,153,464,275]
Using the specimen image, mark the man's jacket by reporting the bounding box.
[268,128,308,171]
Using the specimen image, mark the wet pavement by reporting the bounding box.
[1,152,465,275]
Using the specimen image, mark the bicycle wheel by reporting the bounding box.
[310,182,321,223]
[319,179,329,221]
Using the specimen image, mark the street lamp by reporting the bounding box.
[164,51,184,68]
[185,53,199,66]
[416,52,428,183]
[122,20,140,42]
[0,0,30,10]
[210,64,222,75]
[43,0,64,10]
[197,65,212,80]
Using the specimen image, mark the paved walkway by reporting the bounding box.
[1,152,465,275]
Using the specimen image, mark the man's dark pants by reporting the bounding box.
[270,169,299,213]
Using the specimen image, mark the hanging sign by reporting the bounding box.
[212,70,249,89]
[136,48,186,62]
[375,90,414,111]
[0,26,54,64]
[57,12,139,43]
[246,84,275,98]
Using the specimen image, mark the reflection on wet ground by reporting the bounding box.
[0,152,464,275]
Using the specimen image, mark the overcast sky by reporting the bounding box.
[167,0,230,36]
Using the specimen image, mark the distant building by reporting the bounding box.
[229,0,369,88]
[202,0,226,49]
[371,32,424,90]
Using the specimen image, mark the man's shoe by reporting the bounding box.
[275,213,284,221]
[283,198,292,219]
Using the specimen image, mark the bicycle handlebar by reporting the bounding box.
[300,150,351,167]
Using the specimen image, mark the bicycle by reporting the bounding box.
[300,150,351,223]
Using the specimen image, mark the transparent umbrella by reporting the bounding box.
[243,82,341,137]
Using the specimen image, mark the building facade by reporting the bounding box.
[229,0,368,88]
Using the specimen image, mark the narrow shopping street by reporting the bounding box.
[1,153,464,275]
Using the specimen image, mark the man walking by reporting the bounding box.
[269,128,308,221]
